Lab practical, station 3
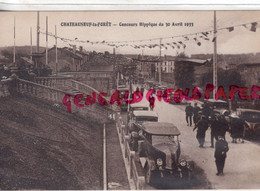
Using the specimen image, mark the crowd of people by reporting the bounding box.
[185,102,247,176]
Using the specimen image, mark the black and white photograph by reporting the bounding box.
[0,9,260,190]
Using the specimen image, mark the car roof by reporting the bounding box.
[206,99,227,103]
[141,122,181,136]
[237,108,260,113]
[130,102,149,108]
[133,110,158,117]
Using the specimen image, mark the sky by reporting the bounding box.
[0,11,260,56]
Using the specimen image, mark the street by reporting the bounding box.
[132,86,260,189]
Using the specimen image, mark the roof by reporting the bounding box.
[239,63,260,67]
[21,57,33,65]
[176,58,209,65]
[133,110,158,117]
[141,122,180,136]
[237,108,260,113]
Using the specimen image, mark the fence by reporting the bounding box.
[116,113,145,190]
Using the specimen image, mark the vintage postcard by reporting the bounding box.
[0,10,260,190]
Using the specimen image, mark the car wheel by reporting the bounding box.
[145,165,152,185]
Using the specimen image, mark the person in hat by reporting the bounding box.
[209,115,217,148]
[193,115,209,148]
[148,94,155,111]
[229,113,246,143]
[193,102,201,126]
[215,114,229,140]
[185,103,193,126]
[214,136,229,176]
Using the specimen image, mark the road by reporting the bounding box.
[131,86,260,189]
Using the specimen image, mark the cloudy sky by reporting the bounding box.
[0,11,260,56]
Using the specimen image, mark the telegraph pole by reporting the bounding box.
[55,25,58,74]
[13,17,16,64]
[159,38,162,84]
[45,16,48,66]
[36,11,40,53]
[213,11,218,99]
[30,27,32,61]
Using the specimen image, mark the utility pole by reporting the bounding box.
[36,11,40,53]
[36,11,40,76]
[30,27,32,61]
[159,38,162,84]
[13,17,16,65]
[45,16,48,66]
[55,25,58,74]
[213,11,218,99]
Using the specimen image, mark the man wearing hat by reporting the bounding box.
[214,136,229,176]
[229,113,246,143]
[193,115,209,148]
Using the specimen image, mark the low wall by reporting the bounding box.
[16,78,115,123]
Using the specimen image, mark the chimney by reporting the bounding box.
[105,51,109,57]
[113,48,115,55]
[79,46,83,52]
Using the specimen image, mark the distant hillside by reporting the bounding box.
[191,53,260,65]
[0,46,46,57]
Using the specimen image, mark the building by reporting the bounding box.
[38,46,88,73]
[155,57,175,73]
[237,62,260,88]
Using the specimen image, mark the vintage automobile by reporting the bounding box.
[118,87,130,112]
[129,102,149,113]
[129,110,158,132]
[234,108,260,138]
[205,99,229,116]
[129,111,158,150]
[168,91,188,105]
[117,84,126,89]
[134,122,192,185]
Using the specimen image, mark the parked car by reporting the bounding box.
[118,87,130,112]
[129,111,159,150]
[168,91,188,105]
[205,99,229,116]
[234,108,260,138]
[117,84,126,89]
[144,81,154,90]
[134,122,192,185]
[129,110,158,132]
[129,102,149,112]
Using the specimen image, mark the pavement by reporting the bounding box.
[133,86,260,189]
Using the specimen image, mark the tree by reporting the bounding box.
[174,53,195,90]
[201,68,244,90]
